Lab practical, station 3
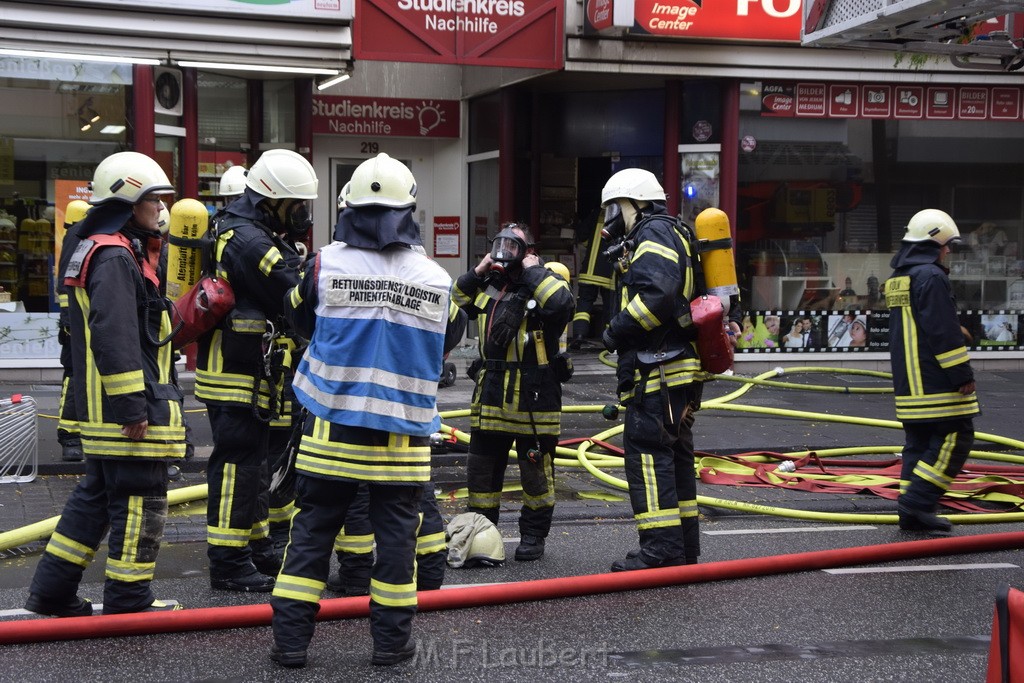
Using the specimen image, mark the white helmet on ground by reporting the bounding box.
[246,149,318,200]
[600,168,667,206]
[89,151,174,205]
[342,153,417,208]
[903,209,961,246]
[219,165,247,197]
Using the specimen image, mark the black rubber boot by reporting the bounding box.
[514,535,545,561]
[25,593,93,617]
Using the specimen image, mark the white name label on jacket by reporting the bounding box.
[324,275,447,322]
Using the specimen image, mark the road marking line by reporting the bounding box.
[824,562,1018,575]
[0,599,180,619]
[704,525,877,535]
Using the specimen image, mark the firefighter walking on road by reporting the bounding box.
[453,223,575,562]
[885,208,979,534]
[25,152,186,616]
[194,149,316,593]
[599,168,705,572]
[270,153,466,668]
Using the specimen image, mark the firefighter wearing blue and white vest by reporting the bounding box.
[885,208,979,534]
[194,149,316,593]
[25,151,186,617]
[598,168,704,572]
[569,206,616,350]
[454,222,575,562]
[270,153,465,669]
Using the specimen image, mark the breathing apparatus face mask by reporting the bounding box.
[265,198,313,242]
[488,227,527,277]
[601,202,625,242]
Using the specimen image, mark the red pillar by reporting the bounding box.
[181,68,199,201]
[720,79,740,235]
[663,80,681,217]
[131,65,155,157]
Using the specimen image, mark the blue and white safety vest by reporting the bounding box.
[291,242,453,436]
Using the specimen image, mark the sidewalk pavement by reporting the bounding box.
[1,349,1021,554]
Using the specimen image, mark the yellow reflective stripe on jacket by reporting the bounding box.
[633,239,679,264]
[45,532,96,568]
[250,519,270,541]
[273,573,325,603]
[936,346,970,369]
[533,273,568,307]
[899,307,924,396]
[101,369,145,396]
[370,578,417,608]
[259,246,282,276]
[625,297,660,332]
[894,392,979,421]
[288,285,303,308]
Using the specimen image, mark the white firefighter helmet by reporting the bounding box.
[342,153,417,209]
[89,151,175,205]
[337,190,346,211]
[903,209,961,246]
[245,149,318,200]
[600,168,667,206]
[219,165,247,197]
[445,512,505,568]
[464,522,505,567]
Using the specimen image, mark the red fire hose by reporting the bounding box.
[3,531,1022,644]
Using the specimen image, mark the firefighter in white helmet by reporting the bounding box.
[219,164,247,199]
[194,149,316,593]
[885,208,978,534]
[26,151,186,617]
[599,167,704,572]
[271,153,466,668]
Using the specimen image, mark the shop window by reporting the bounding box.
[735,80,1024,355]
[198,72,248,211]
[0,59,129,314]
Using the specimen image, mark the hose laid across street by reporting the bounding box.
[0,531,1021,644]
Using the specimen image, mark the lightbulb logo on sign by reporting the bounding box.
[312,95,460,138]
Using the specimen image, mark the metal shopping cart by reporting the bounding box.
[0,394,37,483]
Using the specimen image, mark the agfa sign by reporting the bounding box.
[354,0,564,68]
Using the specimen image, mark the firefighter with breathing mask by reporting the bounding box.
[599,168,705,571]
[453,222,575,562]
[194,149,315,593]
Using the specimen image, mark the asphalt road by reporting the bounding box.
[0,350,1022,682]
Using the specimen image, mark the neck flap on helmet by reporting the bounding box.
[74,201,133,238]
[333,205,422,250]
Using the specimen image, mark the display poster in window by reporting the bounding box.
[433,216,460,258]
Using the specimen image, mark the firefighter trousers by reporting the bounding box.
[900,418,974,511]
[334,482,446,592]
[29,458,168,612]
[271,474,422,653]
[205,404,271,576]
[622,384,702,564]
[466,430,557,538]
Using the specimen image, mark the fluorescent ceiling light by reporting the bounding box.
[0,48,160,65]
[100,125,126,134]
[316,73,351,90]
[176,60,340,76]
